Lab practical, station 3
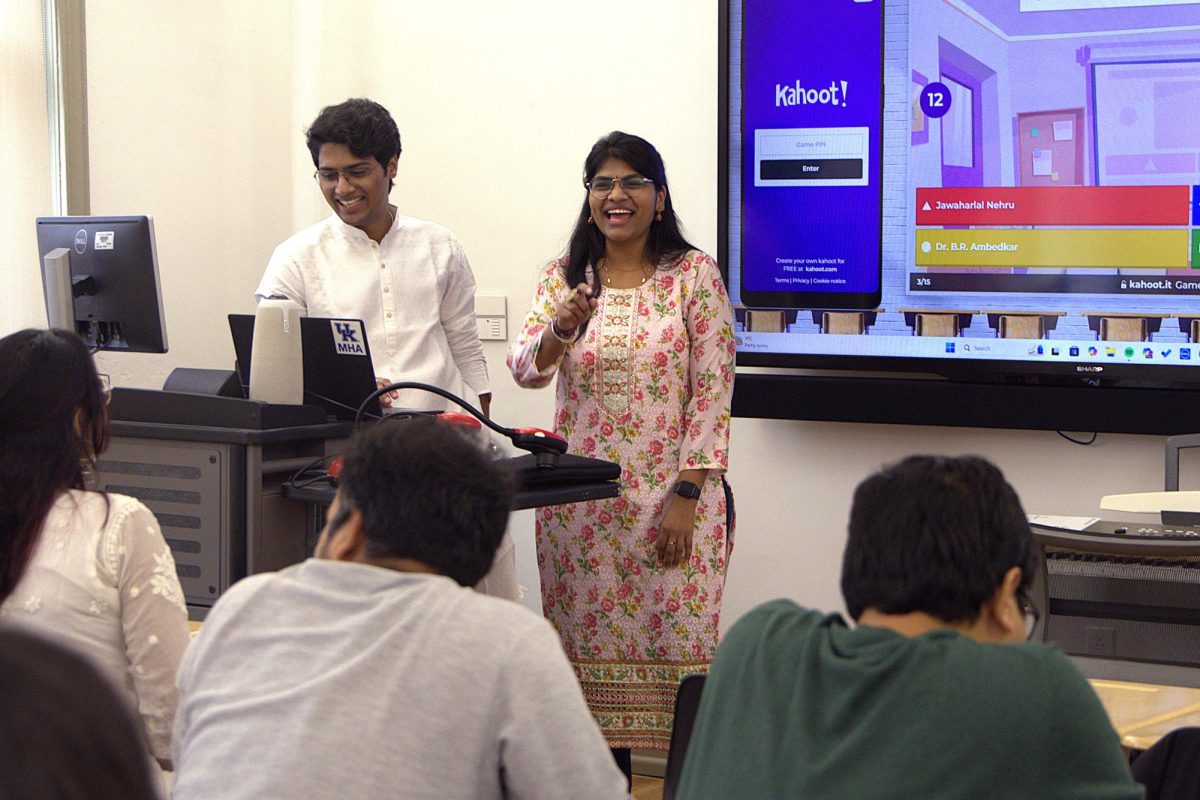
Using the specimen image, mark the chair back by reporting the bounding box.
[663,673,707,800]
[1131,726,1200,799]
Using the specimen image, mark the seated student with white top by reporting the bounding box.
[0,329,190,786]
[172,416,628,800]
[677,455,1143,800]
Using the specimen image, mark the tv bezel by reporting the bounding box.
[718,0,1200,433]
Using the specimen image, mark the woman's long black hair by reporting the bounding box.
[0,329,109,602]
[562,131,698,299]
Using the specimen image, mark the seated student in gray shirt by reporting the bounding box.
[172,417,628,800]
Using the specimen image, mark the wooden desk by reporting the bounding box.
[900,308,980,337]
[1091,678,1200,750]
[808,309,884,335]
[1176,315,1200,343]
[984,310,1067,339]
[1084,312,1168,342]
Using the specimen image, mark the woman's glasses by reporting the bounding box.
[585,174,655,198]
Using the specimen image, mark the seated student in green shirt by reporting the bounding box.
[677,455,1143,800]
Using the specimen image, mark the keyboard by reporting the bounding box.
[1030,519,1200,557]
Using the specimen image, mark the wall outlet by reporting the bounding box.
[1085,625,1116,657]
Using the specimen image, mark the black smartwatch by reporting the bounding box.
[673,480,702,500]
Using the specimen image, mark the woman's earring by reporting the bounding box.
[588,216,594,225]
[655,211,663,222]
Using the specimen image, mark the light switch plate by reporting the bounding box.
[476,296,507,341]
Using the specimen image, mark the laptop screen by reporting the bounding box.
[228,314,383,421]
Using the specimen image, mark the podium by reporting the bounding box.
[100,389,353,617]
[100,389,618,618]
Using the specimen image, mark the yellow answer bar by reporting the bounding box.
[915,229,1189,269]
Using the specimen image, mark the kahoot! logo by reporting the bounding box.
[776,80,849,107]
[331,320,367,356]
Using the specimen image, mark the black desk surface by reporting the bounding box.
[109,388,354,445]
[283,478,620,511]
[286,451,622,511]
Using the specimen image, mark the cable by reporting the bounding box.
[355,381,568,463]
[1057,430,1098,446]
[305,390,384,421]
[355,381,507,434]
[286,453,340,489]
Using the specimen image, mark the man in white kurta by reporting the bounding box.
[256,98,489,413]
[256,212,490,412]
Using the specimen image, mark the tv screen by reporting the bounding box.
[36,215,168,353]
[723,0,1200,392]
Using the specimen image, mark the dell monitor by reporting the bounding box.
[36,215,168,353]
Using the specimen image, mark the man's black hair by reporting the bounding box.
[840,455,1036,624]
[306,98,402,190]
[336,416,512,586]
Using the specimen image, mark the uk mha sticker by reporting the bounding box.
[330,320,367,356]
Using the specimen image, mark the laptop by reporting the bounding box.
[228,314,383,421]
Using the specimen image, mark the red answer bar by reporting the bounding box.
[916,186,1189,226]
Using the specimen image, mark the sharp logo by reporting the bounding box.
[331,320,367,356]
[1076,365,1104,373]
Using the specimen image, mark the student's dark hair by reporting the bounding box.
[306,98,402,191]
[0,329,109,602]
[840,455,1036,623]
[336,416,512,586]
[0,628,159,800]
[563,131,698,321]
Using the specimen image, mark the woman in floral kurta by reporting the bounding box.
[508,132,735,759]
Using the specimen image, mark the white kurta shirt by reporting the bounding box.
[256,212,490,412]
[1,490,191,764]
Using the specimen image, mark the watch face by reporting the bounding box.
[675,480,702,499]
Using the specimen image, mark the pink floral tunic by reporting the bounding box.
[508,249,735,750]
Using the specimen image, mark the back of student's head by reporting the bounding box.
[337,416,512,586]
[0,328,110,601]
[0,628,158,800]
[840,455,1035,624]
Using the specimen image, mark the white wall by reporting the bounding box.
[4,1,1172,629]
[1,0,53,329]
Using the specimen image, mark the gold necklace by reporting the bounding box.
[599,258,653,288]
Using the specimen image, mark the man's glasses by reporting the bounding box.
[1019,592,1040,641]
[314,164,380,185]
[585,174,655,198]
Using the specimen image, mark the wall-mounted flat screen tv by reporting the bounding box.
[723,0,1200,395]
